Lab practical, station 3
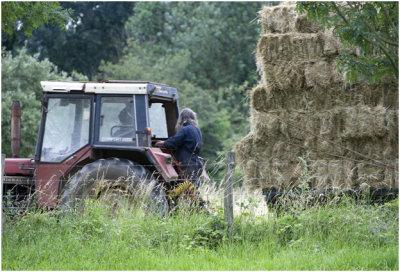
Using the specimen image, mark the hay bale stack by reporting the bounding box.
[236,3,398,192]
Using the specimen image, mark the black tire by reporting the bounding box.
[60,158,168,216]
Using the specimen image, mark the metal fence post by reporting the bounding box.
[224,151,235,228]
[2,154,5,178]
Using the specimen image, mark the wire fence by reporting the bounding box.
[2,152,399,219]
[2,155,399,189]
[1,173,398,189]
[2,151,398,224]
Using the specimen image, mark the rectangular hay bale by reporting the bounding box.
[321,29,344,56]
[251,110,288,140]
[304,60,344,88]
[262,61,305,92]
[384,164,398,189]
[343,136,395,161]
[257,33,324,63]
[260,4,323,34]
[310,160,354,190]
[345,79,399,109]
[250,81,398,112]
[357,162,386,189]
[341,105,387,139]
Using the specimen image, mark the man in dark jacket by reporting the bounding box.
[155,108,203,187]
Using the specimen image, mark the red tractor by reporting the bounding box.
[3,80,208,214]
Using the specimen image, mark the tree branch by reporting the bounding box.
[331,2,349,25]
[379,2,398,38]
[366,38,398,76]
[360,17,398,46]
[332,2,398,75]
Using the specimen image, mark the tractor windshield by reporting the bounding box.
[41,97,91,162]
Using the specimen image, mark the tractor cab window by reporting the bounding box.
[99,97,136,144]
[41,97,91,162]
[149,103,168,139]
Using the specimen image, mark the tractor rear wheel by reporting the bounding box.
[60,158,168,216]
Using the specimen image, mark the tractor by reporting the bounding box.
[2,80,208,214]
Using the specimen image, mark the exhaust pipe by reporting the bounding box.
[11,101,21,158]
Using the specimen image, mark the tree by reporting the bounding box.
[1,2,71,36]
[1,48,87,158]
[296,1,398,83]
[3,2,135,80]
[126,1,266,89]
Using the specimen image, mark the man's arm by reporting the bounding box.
[157,127,186,150]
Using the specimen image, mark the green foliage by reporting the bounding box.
[1,2,71,36]
[1,48,87,158]
[4,2,135,79]
[296,1,398,83]
[126,2,263,90]
[190,215,228,249]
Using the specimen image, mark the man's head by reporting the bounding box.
[118,104,134,125]
[175,108,198,131]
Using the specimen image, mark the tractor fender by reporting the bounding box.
[145,148,179,182]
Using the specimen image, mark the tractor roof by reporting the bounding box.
[40,80,178,99]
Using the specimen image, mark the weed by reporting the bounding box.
[190,214,228,249]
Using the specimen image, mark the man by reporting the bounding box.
[155,108,203,187]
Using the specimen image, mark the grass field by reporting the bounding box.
[1,195,398,270]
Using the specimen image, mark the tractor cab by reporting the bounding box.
[27,80,181,207]
[36,80,179,163]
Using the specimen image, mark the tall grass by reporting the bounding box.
[2,190,398,270]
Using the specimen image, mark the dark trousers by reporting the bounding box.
[182,164,203,188]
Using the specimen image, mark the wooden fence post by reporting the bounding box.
[224,151,235,228]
